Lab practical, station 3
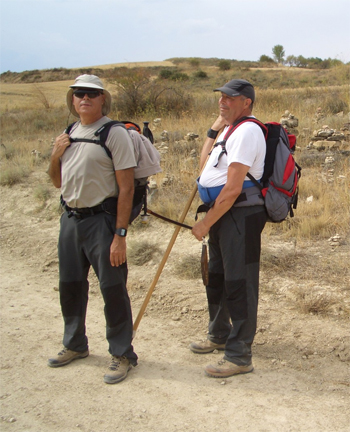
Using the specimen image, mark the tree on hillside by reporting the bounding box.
[272,45,285,64]
[111,68,193,117]
[285,55,297,67]
[296,55,308,68]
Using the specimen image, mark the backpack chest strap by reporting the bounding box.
[210,123,241,167]
[69,137,112,159]
[69,137,101,144]
[211,140,227,167]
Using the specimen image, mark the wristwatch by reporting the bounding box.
[207,128,219,139]
[115,228,127,237]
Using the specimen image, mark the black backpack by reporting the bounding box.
[213,117,301,222]
[65,120,161,223]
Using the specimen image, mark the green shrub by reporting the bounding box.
[194,70,208,79]
[159,69,174,79]
[158,69,189,81]
[170,72,189,81]
[218,60,231,71]
[188,58,200,68]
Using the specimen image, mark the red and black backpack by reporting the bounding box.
[215,117,301,222]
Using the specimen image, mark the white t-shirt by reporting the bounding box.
[61,117,136,208]
[200,119,266,188]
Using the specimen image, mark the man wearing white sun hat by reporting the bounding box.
[48,74,138,384]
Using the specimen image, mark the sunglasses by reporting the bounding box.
[73,89,103,99]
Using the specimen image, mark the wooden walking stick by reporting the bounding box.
[133,184,198,337]
[132,127,223,337]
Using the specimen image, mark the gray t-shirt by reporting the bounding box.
[61,117,136,208]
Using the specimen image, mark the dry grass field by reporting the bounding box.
[85,60,176,70]
[0,61,349,431]
[0,80,116,112]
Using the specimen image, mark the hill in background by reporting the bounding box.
[1,57,348,91]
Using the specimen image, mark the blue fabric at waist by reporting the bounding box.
[197,178,260,205]
[242,179,258,189]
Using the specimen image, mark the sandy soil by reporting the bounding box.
[0,169,349,432]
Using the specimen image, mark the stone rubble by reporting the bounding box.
[280,110,299,136]
[327,234,342,247]
[307,123,350,152]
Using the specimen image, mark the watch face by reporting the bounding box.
[116,228,127,237]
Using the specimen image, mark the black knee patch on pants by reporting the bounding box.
[225,279,247,320]
[60,281,88,317]
[103,284,129,328]
[245,211,266,265]
[206,272,224,304]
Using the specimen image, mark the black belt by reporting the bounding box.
[61,196,117,218]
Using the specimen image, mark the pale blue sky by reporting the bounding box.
[1,0,349,73]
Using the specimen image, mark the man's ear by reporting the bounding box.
[244,98,252,109]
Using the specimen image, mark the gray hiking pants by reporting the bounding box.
[58,211,137,364]
[206,205,267,366]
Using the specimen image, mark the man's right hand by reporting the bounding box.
[199,115,228,169]
[51,133,71,159]
[48,133,71,188]
[211,115,228,132]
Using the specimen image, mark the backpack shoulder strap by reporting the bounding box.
[212,117,267,170]
[210,117,248,166]
[259,122,282,183]
[94,120,126,141]
[66,120,126,160]
[93,120,126,159]
[219,116,267,145]
[95,120,127,160]
[239,118,268,188]
[65,122,77,134]
[215,117,267,189]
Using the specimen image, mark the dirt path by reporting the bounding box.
[0,178,349,432]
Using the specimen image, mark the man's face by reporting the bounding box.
[72,88,106,119]
[218,93,251,124]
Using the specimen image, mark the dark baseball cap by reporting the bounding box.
[214,79,255,102]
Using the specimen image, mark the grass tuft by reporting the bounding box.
[174,255,202,280]
[294,286,338,316]
[128,240,162,266]
[34,184,52,203]
[0,163,31,186]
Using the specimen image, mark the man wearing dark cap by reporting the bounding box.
[48,74,138,384]
[190,79,267,378]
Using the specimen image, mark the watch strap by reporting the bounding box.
[115,228,127,237]
[207,128,219,139]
